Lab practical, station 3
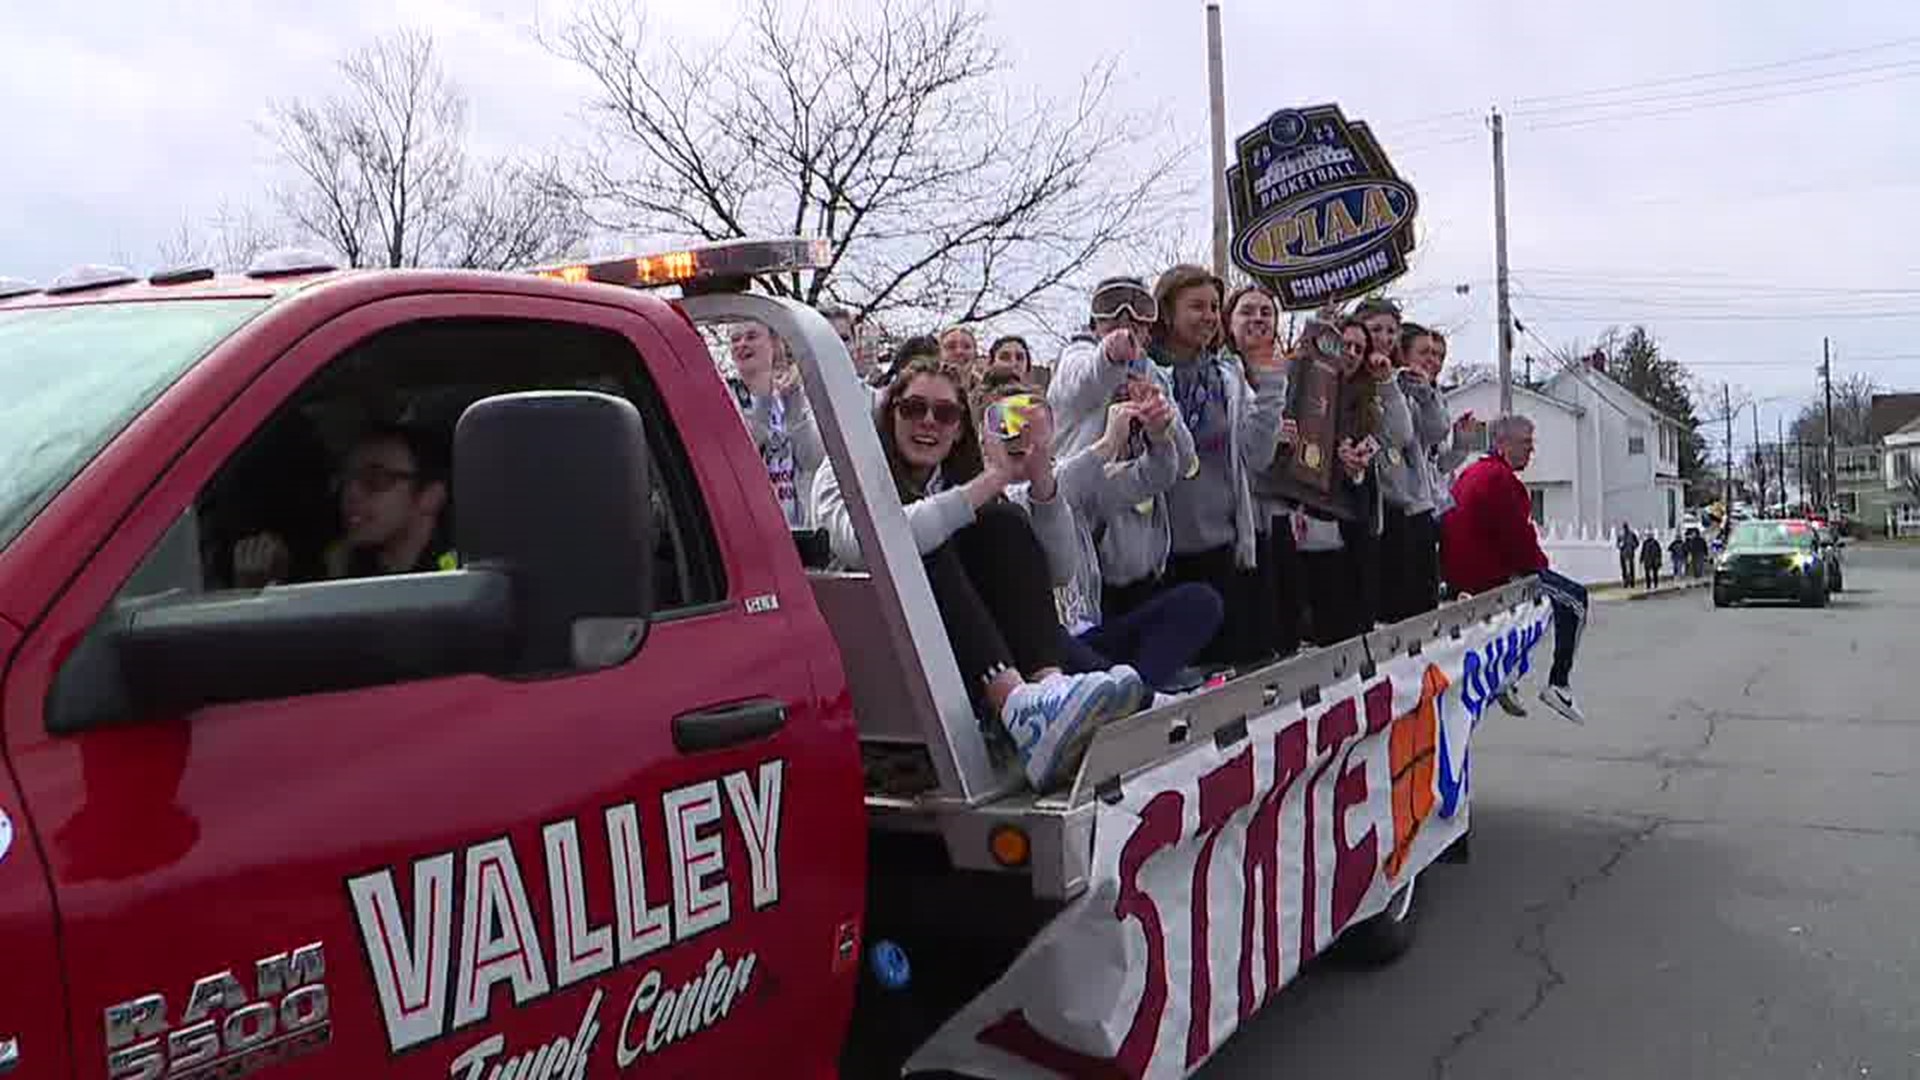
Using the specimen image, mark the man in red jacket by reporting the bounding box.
[1442,415,1587,723]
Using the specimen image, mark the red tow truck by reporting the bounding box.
[0,239,1546,1079]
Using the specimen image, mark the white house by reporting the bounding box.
[1442,362,1691,535]
[1883,414,1920,536]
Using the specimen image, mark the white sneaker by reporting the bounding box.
[1495,687,1529,717]
[1539,684,1586,725]
[1109,665,1149,718]
[1002,670,1131,790]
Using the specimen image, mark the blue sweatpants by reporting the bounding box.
[1059,582,1224,690]
[1536,568,1589,688]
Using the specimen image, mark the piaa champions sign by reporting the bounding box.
[1227,105,1419,311]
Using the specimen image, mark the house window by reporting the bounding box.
[1896,451,1913,480]
[1628,434,1646,455]
[1667,489,1677,528]
[1836,491,1858,514]
[1528,487,1545,524]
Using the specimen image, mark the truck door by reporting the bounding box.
[0,614,75,1080]
[1,294,864,1079]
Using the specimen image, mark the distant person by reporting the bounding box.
[1686,528,1710,577]
[1442,415,1588,724]
[1615,521,1638,588]
[817,303,878,384]
[1669,534,1685,579]
[1640,532,1663,589]
[939,326,979,371]
[984,335,1035,382]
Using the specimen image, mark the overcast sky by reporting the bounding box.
[8,0,1920,447]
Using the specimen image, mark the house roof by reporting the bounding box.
[1541,364,1691,428]
[1442,371,1584,416]
[1867,393,1920,441]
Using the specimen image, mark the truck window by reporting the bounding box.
[116,316,725,618]
[0,299,269,553]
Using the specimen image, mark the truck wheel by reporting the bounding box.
[1712,587,1731,608]
[1806,583,1829,608]
[1338,875,1420,967]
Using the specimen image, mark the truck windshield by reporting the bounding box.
[0,299,270,551]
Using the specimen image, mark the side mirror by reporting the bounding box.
[453,390,655,673]
[48,391,655,733]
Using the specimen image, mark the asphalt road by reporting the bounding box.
[1203,542,1920,1080]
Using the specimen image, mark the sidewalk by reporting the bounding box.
[1589,576,1710,603]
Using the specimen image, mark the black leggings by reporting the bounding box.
[924,502,1066,702]
[1379,506,1439,623]
[1258,519,1306,660]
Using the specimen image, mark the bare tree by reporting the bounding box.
[1789,372,1880,448]
[155,202,284,271]
[264,29,467,268]
[547,0,1188,325]
[444,160,592,271]
[263,30,590,272]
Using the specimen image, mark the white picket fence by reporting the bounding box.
[1533,520,1694,587]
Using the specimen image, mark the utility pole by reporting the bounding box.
[1724,383,1735,511]
[1797,439,1807,507]
[1206,2,1230,280]
[1822,336,1836,514]
[1491,108,1514,416]
[1752,403,1763,509]
[1777,414,1786,510]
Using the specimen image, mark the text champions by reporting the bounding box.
[909,604,1549,1079]
[345,759,784,1064]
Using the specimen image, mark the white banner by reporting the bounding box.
[908,600,1553,1079]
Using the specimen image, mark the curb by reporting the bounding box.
[1589,579,1709,603]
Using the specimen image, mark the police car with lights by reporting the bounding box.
[1712,518,1843,608]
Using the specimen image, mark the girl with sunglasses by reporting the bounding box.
[812,356,1147,791]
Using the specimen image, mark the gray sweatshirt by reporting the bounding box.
[811,460,1081,587]
[1377,374,1451,515]
[1051,425,1185,631]
[1046,334,1198,584]
[1159,353,1287,569]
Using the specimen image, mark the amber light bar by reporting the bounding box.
[529,237,831,290]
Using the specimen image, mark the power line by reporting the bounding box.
[1511,55,1920,119]
[1524,66,1920,131]
[1516,269,1920,297]
[1511,34,1920,107]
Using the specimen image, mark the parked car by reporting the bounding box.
[1713,519,1835,608]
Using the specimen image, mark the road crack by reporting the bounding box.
[1511,817,1662,1024]
[1428,817,1664,1077]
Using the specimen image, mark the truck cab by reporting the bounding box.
[0,251,864,1079]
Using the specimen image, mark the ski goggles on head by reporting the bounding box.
[1090,279,1157,323]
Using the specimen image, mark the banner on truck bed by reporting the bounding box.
[907,600,1551,1079]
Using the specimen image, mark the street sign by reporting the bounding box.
[1226,105,1419,310]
